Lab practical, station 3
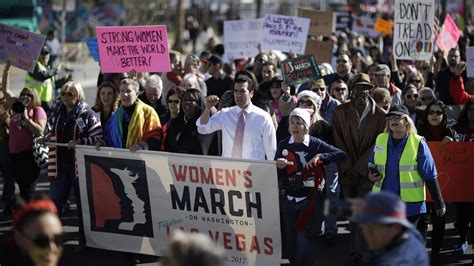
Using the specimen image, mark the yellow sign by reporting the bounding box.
[374,18,393,36]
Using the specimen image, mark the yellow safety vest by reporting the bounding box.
[372,132,426,202]
[25,61,53,103]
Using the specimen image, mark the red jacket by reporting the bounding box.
[449,76,473,105]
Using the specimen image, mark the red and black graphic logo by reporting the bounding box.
[84,156,153,237]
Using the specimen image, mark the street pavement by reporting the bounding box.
[0,59,473,265]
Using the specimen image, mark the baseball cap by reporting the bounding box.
[352,191,413,228]
[41,45,51,54]
[374,64,391,75]
[386,104,409,117]
[208,55,223,65]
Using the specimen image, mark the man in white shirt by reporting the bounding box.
[197,72,276,160]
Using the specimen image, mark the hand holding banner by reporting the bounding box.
[96,25,171,73]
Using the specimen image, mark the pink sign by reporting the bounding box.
[436,14,461,53]
[96,25,170,73]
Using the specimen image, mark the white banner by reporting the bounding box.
[393,0,435,61]
[261,14,309,54]
[224,19,262,60]
[76,146,281,266]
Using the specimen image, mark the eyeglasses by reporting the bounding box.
[21,232,64,249]
[61,91,76,97]
[429,110,443,116]
[420,96,433,101]
[168,100,180,104]
[20,93,33,98]
[410,79,421,84]
[298,100,314,106]
[334,87,347,92]
[405,94,419,99]
[312,87,326,92]
[336,59,348,64]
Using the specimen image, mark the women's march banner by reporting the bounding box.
[76,146,282,266]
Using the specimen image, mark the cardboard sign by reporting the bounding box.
[393,0,435,61]
[85,37,100,62]
[96,25,171,73]
[352,16,379,38]
[334,12,352,32]
[76,146,282,265]
[305,39,334,64]
[374,18,393,36]
[281,54,321,86]
[467,47,474,78]
[426,142,474,202]
[224,19,262,60]
[297,8,334,36]
[261,14,310,54]
[0,23,45,72]
[436,14,461,55]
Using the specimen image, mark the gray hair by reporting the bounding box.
[145,74,163,89]
[418,87,436,98]
[120,78,140,93]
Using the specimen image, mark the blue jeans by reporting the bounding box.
[0,147,14,207]
[49,162,85,245]
[280,195,316,266]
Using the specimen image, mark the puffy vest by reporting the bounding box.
[372,133,425,202]
[25,61,53,103]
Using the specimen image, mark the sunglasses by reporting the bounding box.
[405,94,419,99]
[420,96,433,101]
[20,93,33,98]
[22,232,64,249]
[168,100,180,104]
[410,79,421,84]
[429,110,443,116]
[334,87,347,92]
[336,59,348,63]
[61,91,76,97]
[298,99,314,106]
[312,87,326,92]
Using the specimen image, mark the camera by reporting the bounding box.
[12,100,25,114]
[324,199,353,218]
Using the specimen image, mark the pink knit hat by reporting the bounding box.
[290,108,314,129]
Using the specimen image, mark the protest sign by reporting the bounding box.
[281,54,321,86]
[374,18,393,36]
[305,39,334,64]
[426,142,474,202]
[393,0,435,61]
[85,37,100,62]
[0,23,45,72]
[334,12,352,32]
[436,14,461,56]
[96,25,170,73]
[297,8,334,36]
[261,14,310,54]
[467,47,474,78]
[352,16,379,38]
[224,19,262,60]
[76,146,282,265]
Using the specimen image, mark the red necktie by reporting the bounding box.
[231,110,245,158]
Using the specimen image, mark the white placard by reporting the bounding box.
[224,19,262,60]
[261,14,310,54]
[393,0,435,61]
[76,146,281,266]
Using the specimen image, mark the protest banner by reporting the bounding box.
[374,18,393,36]
[334,12,352,32]
[76,146,282,265]
[281,54,321,86]
[224,19,262,60]
[0,23,45,72]
[297,8,334,36]
[96,25,170,73]
[467,47,474,78]
[393,0,435,61]
[435,14,461,57]
[352,15,379,38]
[305,39,334,64]
[261,14,310,54]
[85,37,100,62]
[426,142,474,202]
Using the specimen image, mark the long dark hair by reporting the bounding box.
[420,100,448,128]
[457,98,474,125]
